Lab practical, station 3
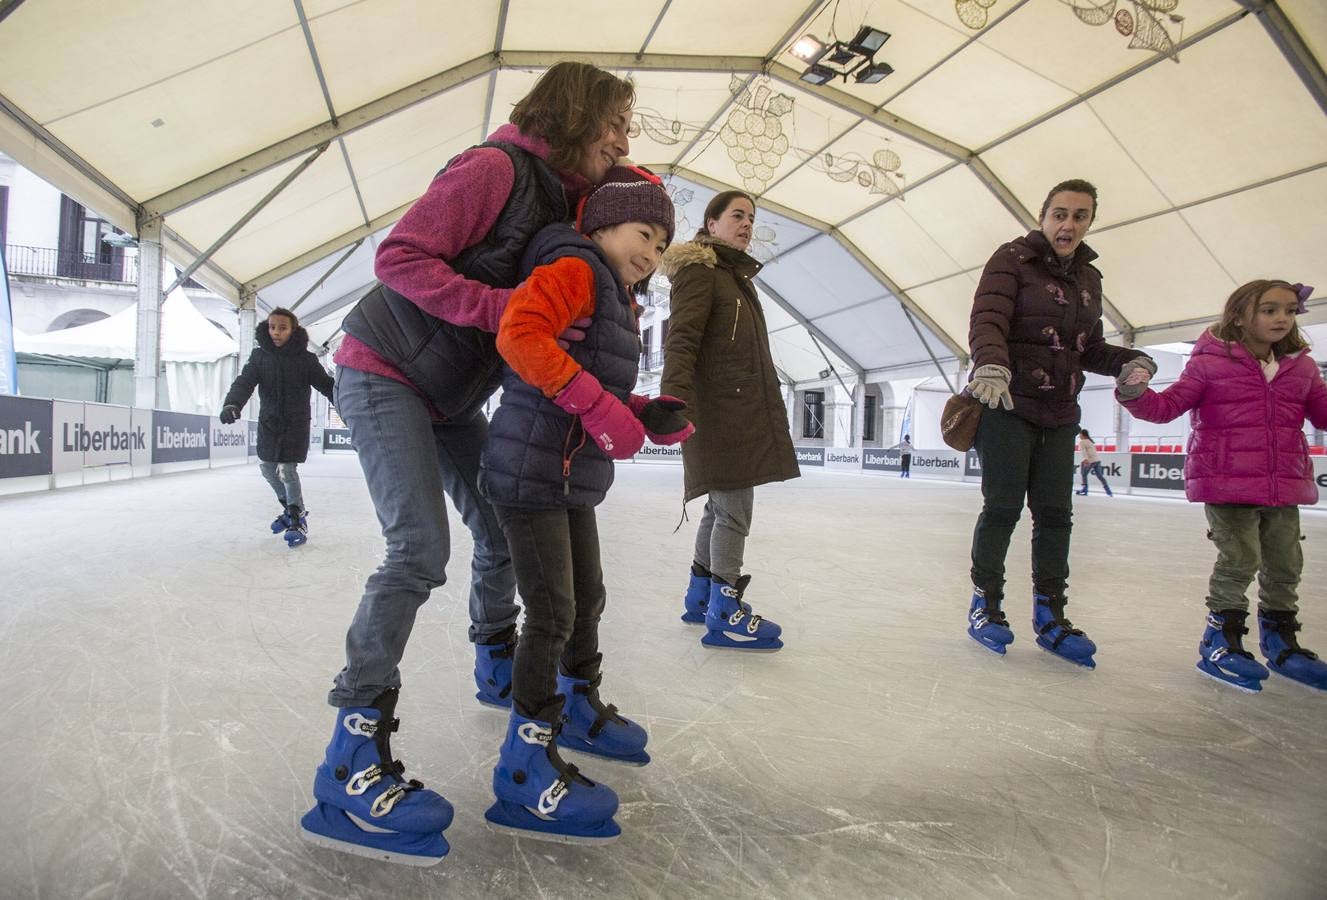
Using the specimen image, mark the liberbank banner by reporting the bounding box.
[152,410,210,463]
[0,395,53,477]
[863,446,964,480]
[51,401,151,474]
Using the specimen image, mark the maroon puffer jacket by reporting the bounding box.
[1121,330,1327,506]
[969,231,1144,427]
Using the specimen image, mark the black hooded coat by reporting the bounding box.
[223,324,335,463]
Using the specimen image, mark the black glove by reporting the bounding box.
[219,405,240,424]
[637,396,690,437]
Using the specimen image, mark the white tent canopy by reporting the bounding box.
[1,0,1323,385]
[16,288,236,363]
[15,288,239,414]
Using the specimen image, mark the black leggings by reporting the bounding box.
[969,408,1078,602]
[493,505,606,718]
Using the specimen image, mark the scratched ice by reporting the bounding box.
[2,456,1324,898]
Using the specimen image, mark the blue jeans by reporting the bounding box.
[328,366,519,707]
[258,461,303,509]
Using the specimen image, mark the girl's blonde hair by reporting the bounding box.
[1209,279,1309,356]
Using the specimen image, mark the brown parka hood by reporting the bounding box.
[660,234,760,281]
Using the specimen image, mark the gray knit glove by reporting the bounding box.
[1115,356,1157,400]
[969,364,1013,410]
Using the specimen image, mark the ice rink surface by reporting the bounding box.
[3,454,1325,899]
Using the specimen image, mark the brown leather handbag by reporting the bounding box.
[941,391,982,452]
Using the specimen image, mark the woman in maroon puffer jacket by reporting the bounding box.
[963,179,1154,669]
[1121,280,1327,693]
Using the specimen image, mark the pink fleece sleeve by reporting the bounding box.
[374,147,517,333]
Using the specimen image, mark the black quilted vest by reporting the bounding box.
[341,142,567,419]
[479,224,642,509]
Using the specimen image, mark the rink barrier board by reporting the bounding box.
[4,397,1324,508]
[0,395,262,496]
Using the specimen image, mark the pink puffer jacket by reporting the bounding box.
[1121,330,1327,506]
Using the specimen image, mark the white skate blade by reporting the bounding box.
[1195,665,1262,694]
[483,818,619,846]
[299,825,445,867]
[1265,669,1326,693]
[555,742,650,768]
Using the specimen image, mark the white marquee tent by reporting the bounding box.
[15,287,238,413]
[0,0,1323,387]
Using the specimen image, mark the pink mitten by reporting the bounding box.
[554,371,645,459]
[627,394,695,445]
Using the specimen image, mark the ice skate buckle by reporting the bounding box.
[537,777,570,815]
[370,783,410,817]
[342,713,378,737]
[517,722,554,745]
[347,763,386,795]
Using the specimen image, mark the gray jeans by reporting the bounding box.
[1204,504,1303,613]
[694,486,755,584]
[258,461,303,510]
[327,366,519,707]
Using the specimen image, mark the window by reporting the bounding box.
[58,195,124,280]
[863,392,877,442]
[802,390,824,439]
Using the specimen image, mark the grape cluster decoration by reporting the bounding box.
[719,76,795,192]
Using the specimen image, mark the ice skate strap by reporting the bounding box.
[573,674,625,737]
[1036,617,1083,649]
[1268,620,1317,666]
[546,739,594,788]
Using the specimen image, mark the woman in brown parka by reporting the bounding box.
[963,178,1155,669]
[660,190,798,651]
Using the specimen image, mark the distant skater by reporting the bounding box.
[1075,429,1111,496]
[220,307,334,547]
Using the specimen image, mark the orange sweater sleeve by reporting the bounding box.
[496,256,597,397]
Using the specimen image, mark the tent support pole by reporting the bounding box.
[133,216,163,410]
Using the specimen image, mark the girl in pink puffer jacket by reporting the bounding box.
[1120,279,1327,693]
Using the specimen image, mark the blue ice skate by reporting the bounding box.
[284,505,308,547]
[701,575,783,651]
[556,669,649,766]
[681,563,710,624]
[474,633,517,708]
[300,688,453,866]
[967,589,1014,655]
[1258,609,1327,691]
[485,700,621,844]
[270,507,292,534]
[1196,610,1269,692]
[1032,594,1096,669]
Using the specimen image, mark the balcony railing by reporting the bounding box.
[639,348,665,372]
[4,244,138,284]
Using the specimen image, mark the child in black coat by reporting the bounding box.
[221,307,334,546]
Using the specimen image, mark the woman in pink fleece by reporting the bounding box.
[1119,280,1327,693]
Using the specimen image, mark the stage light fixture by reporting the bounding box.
[799,64,836,86]
[854,61,895,84]
[790,33,826,64]
[848,26,891,55]
[794,23,894,87]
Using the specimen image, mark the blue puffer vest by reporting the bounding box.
[341,142,567,420]
[480,224,642,509]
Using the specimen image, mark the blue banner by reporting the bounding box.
[898,393,913,445]
[0,242,18,395]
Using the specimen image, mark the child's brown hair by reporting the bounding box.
[1209,279,1309,356]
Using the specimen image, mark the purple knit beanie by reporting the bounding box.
[576,164,675,244]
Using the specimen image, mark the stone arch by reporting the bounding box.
[46,308,109,331]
